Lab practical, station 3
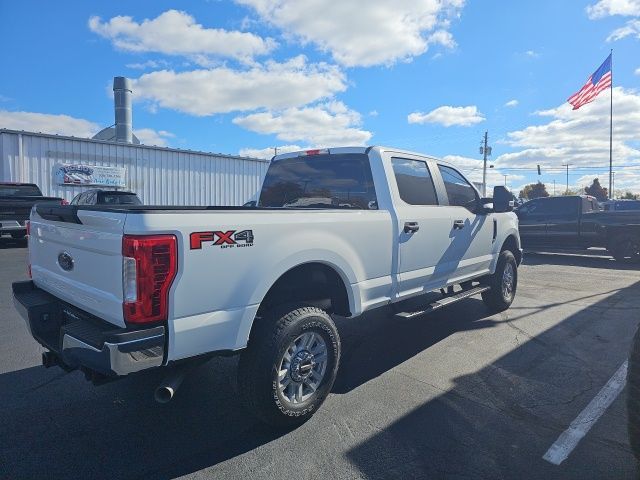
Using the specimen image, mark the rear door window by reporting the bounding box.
[547,197,578,215]
[391,157,438,206]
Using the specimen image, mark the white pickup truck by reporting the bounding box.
[13,146,521,427]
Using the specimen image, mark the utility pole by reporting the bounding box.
[274,146,278,156]
[612,171,615,198]
[553,179,556,196]
[503,174,508,186]
[565,164,570,194]
[479,131,491,197]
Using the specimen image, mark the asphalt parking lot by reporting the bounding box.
[1,239,639,480]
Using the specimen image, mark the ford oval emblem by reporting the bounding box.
[58,252,74,271]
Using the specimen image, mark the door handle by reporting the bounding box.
[453,219,465,230]
[404,222,419,233]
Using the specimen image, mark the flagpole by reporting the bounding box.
[609,49,613,199]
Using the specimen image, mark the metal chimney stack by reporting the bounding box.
[113,77,133,144]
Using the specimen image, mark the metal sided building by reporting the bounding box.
[0,129,270,206]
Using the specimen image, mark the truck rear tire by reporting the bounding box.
[481,250,518,313]
[609,233,640,264]
[627,326,640,460]
[237,304,340,428]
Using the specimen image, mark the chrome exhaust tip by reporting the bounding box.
[154,369,186,404]
[154,385,177,404]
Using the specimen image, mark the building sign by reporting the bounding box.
[55,164,126,187]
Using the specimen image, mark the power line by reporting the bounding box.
[480,165,640,172]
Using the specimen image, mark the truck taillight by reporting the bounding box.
[122,234,177,324]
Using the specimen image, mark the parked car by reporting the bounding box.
[516,195,640,263]
[13,146,521,428]
[0,182,65,239]
[70,189,142,206]
[601,200,640,212]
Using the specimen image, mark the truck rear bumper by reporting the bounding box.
[0,220,26,232]
[12,280,165,377]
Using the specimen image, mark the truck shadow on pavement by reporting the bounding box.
[345,280,640,479]
[333,296,498,394]
[0,354,288,479]
[2,280,639,479]
[0,295,500,479]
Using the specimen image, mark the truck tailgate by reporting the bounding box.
[29,206,127,327]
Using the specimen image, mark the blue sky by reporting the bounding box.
[1,0,640,194]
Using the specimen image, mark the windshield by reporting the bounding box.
[0,184,42,197]
[258,153,377,209]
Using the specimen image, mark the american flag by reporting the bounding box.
[567,54,612,110]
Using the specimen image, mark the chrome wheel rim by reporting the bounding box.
[502,262,515,300]
[277,332,328,405]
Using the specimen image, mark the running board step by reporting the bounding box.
[395,286,490,319]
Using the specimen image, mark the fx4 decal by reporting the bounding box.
[190,230,255,250]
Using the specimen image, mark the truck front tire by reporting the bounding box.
[238,304,340,428]
[609,233,640,264]
[481,250,518,313]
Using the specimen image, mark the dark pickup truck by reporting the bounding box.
[0,183,64,239]
[516,195,640,263]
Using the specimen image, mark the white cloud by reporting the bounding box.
[233,101,372,146]
[636,67,640,75]
[525,50,540,58]
[239,145,303,159]
[236,0,465,67]
[0,110,99,137]
[0,110,175,148]
[606,19,640,40]
[133,56,346,116]
[89,10,276,63]
[505,99,519,107]
[408,105,485,127]
[586,0,640,19]
[133,128,175,146]
[369,110,379,117]
[426,30,457,49]
[587,1,640,42]
[126,59,170,70]
[495,87,640,193]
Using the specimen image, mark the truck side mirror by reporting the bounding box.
[493,186,514,213]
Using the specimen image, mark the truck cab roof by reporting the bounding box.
[271,146,450,166]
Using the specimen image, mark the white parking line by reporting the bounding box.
[543,360,628,466]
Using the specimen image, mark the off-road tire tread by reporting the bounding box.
[238,304,340,428]
[609,233,640,264]
[481,250,517,313]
